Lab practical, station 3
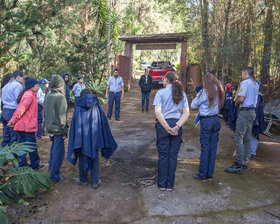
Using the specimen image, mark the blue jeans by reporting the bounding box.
[37,104,45,137]
[78,152,99,184]
[17,131,40,169]
[1,108,17,147]
[198,116,221,178]
[141,92,150,112]
[156,119,182,189]
[49,135,65,182]
[107,92,121,119]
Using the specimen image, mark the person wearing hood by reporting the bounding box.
[7,77,45,170]
[62,73,70,105]
[67,89,118,188]
[45,75,68,183]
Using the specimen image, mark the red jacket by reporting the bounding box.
[10,90,38,132]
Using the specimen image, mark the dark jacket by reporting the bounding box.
[252,93,265,137]
[67,94,118,167]
[45,75,68,135]
[139,74,153,93]
[62,73,70,104]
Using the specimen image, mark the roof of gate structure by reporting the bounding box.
[119,33,188,44]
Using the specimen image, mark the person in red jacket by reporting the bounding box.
[8,78,45,170]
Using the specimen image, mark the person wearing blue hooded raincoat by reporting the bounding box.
[67,90,118,188]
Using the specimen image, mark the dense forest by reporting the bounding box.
[0,0,279,98]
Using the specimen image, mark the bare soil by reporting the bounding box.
[7,81,280,224]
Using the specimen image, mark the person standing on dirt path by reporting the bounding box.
[62,73,71,106]
[105,68,124,121]
[225,67,259,174]
[67,89,118,189]
[153,71,190,191]
[139,69,153,113]
[1,70,25,147]
[8,77,45,171]
[45,75,68,183]
[191,72,224,182]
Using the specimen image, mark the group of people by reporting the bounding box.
[138,66,261,189]
[0,65,262,191]
[1,71,118,188]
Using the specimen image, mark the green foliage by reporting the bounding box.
[0,142,53,222]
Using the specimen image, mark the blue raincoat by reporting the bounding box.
[67,94,118,167]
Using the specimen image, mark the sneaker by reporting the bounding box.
[192,174,207,182]
[34,164,45,171]
[157,184,166,191]
[92,179,102,189]
[146,110,149,113]
[166,187,174,191]
[53,175,65,183]
[224,162,243,174]
[115,118,120,121]
[76,178,88,186]
[107,117,111,120]
[242,164,248,170]
[206,175,213,181]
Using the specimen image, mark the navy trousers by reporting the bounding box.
[49,135,65,182]
[1,108,17,147]
[74,97,80,107]
[17,131,40,169]
[156,119,182,189]
[78,152,99,184]
[107,92,121,119]
[37,104,45,138]
[198,116,221,178]
[141,92,150,112]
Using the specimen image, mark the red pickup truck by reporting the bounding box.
[148,61,175,85]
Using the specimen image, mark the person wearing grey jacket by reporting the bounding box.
[45,75,68,183]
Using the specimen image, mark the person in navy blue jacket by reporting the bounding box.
[62,73,70,106]
[67,89,118,188]
[191,72,225,182]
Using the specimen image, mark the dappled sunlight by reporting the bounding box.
[259,141,280,147]
[178,158,200,165]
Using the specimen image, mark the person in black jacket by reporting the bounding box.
[139,69,153,112]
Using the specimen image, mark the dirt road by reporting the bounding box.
[8,81,280,224]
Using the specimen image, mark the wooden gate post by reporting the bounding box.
[180,41,188,92]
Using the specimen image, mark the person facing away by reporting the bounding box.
[7,77,45,170]
[72,76,86,105]
[62,73,70,105]
[191,72,225,182]
[45,75,68,183]
[36,79,49,139]
[1,70,25,147]
[105,68,124,121]
[139,69,153,112]
[221,83,233,124]
[67,89,118,188]
[225,67,259,174]
[153,71,190,191]
[1,73,13,111]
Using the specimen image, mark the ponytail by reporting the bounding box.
[165,71,183,104]
[17,90,26,104]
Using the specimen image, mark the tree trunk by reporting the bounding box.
[260,0,274,96]
[222,0,231,86]
[200,0,210,73]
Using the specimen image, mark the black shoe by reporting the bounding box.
[53,175,65,183]
[243,164,248,170]
[146,110,149,113]
[206,175,213,181]
[107,117,111,120]
[116,118,120,121]
[34,164,45,171]
[224,162,243,174]
[192,174,206,182]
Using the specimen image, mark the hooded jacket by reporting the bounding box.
[67,94,118,167]
[45,75,68,135]
[9,90,38,132]
[62,73,70,104]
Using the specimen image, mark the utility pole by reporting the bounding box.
[107,0,112,78]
